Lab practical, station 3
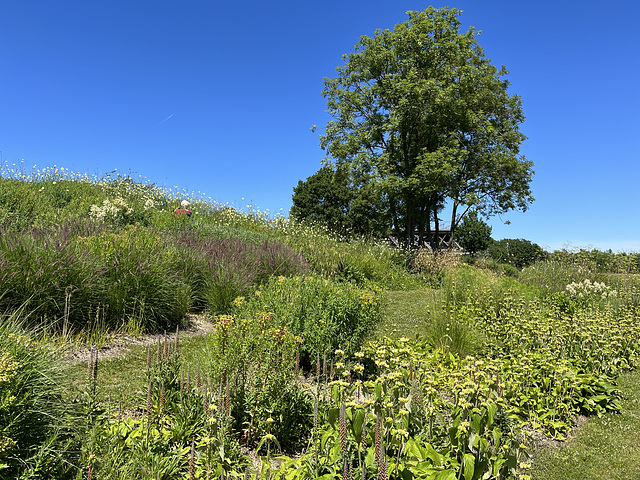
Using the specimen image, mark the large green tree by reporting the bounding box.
[320,7,534,245]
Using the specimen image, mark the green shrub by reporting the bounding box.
[205,314,312,451]
[236,275,383,361]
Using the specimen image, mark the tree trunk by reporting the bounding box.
[450,201,458,245]
[426,210,433,250]
[434,208,440,251]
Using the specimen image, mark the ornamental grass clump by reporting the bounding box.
[412,248,462,287]
[0,221,192,336]
[271,219,419,289]
[0,221,106,332]
[169,231,309,314]
[78,225,192,331]
[0,311,76,479]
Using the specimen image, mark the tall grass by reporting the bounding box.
[270,220,421,290]
[0,309,77,478]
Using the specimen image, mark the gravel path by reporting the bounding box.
[63,313,215,364]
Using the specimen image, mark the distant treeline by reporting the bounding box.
[547,248,640,275]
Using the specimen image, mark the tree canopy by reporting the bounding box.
[319,7,534,245]
[456,210,493,253]
[290,164,388,236]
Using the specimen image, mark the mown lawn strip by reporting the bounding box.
[531,369,640,480]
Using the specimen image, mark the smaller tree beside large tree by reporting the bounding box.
[456,210,492,253]
[290,164,388,236]
[290,165,352,234]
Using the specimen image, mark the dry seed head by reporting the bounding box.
[225,376,231,415]
[146,380,152,417]
[218,382,224,414]
[313,398,318,433]
[378,452,388,480]
[374,414,382,465]
[92,349,98,384]
[339,402,347,455]
[189,440,195,480]
[343,458,352,480]
[87,346,93,378]
[160,381,165,410]
[163,331,169,358]
[87,346,98,383]
[146,345,152,371]
[323,353,327,377]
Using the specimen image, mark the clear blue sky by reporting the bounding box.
[1,0,638,252]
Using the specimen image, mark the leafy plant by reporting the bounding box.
[205,314,312,451]
[236,274,383,361]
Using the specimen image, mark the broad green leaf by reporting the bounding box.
[463,453,475,480]
[351,408,365,444]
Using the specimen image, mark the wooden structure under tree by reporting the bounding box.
[388,228,462,251]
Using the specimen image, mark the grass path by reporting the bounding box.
[64,321,214,401]
[375,288,442,338]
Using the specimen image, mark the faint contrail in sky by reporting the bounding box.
[158,113,174,125]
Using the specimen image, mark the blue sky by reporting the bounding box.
[1,0,638,252]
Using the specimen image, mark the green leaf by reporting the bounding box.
[463,453,475,480]
[327,406,339,429]
[405,438,425,461]
[485,402,497,427]
[351,408,365,444]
